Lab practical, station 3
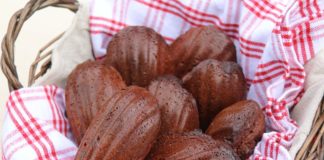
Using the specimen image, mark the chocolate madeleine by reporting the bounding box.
[148,75,199,134]
[146,131,240,160]
[206,100,265,159]
[104,26,170,87]
[167,26,236,77]
[183,59,247,130]
[65,60,126,144]
[75,86,161,160]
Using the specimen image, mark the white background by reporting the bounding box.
[0,0,74,158]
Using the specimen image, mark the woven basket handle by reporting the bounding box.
[1,0,78,91]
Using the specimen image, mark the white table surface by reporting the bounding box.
[0,0,74,158]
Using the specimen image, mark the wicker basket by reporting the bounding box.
[1,0,323,159]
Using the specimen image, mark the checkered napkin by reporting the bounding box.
[1,86,77,160]
[2,0,324,160]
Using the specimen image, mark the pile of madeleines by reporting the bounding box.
[66,26,266,160]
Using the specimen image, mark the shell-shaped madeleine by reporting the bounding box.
[65,60,126,144]
[167,26,236,77]
[146,131,240,160]
[104,26,170,87]
[148,75,199,134]
[183,59,247,130]
[206,100,265,159]
[75,86,161,160]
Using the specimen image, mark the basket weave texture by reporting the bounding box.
[1,0,323,159]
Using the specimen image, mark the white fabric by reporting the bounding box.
[34,0,93,88]
[1,86,77,160]
[289,49,324,159]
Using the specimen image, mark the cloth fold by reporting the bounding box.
[33,0,93,88]
[289,49,324,158]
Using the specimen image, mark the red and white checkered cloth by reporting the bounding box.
[2,86,77,160]
[2,0,324,159]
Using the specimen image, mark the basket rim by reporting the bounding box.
[0,0,79,92]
